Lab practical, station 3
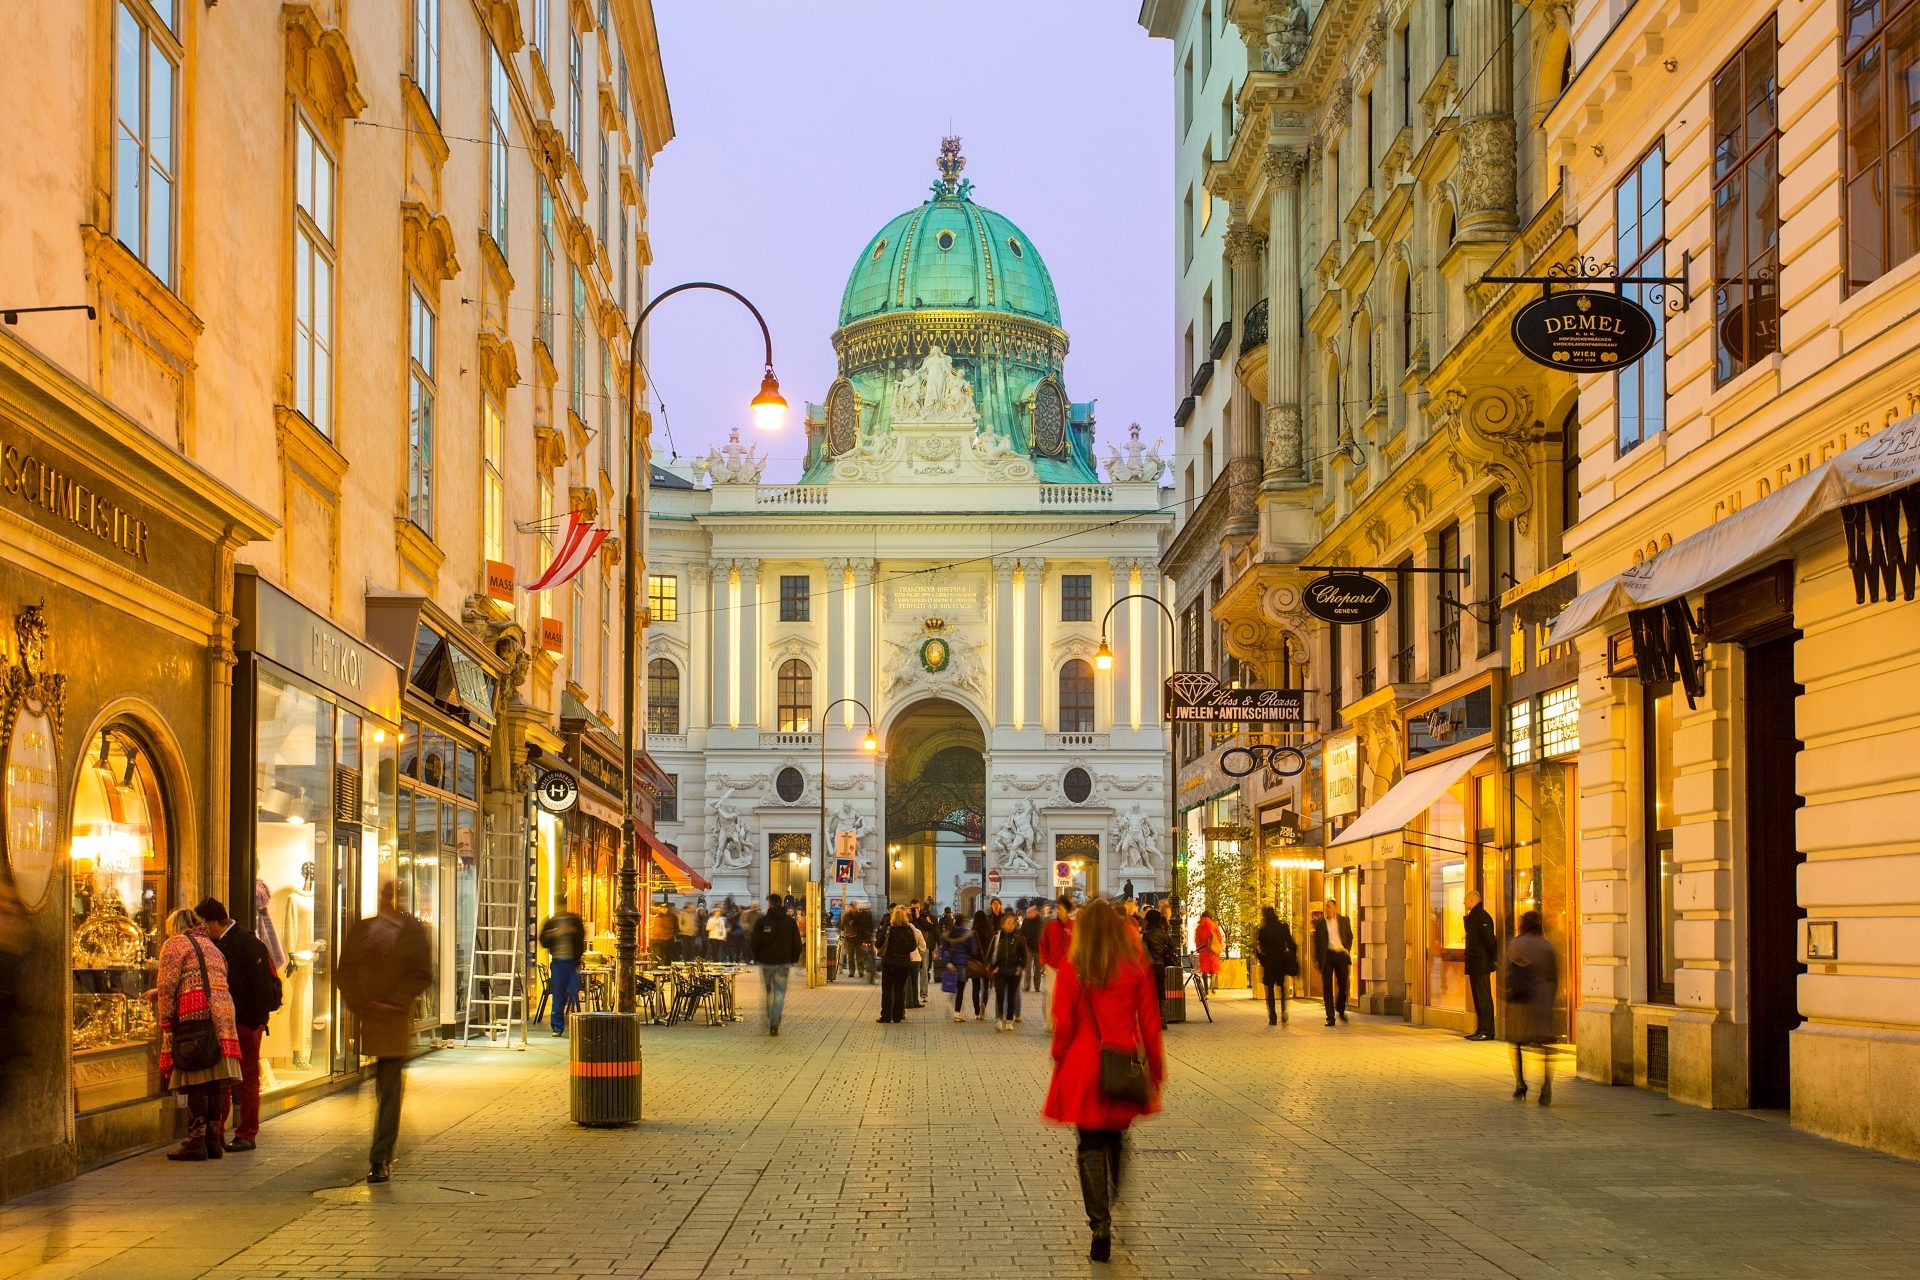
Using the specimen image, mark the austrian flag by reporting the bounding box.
[523,510,609,592]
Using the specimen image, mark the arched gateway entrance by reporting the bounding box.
[883,699,985,912]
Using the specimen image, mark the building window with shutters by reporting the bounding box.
[1713,19,1780,380]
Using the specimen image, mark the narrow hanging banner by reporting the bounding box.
[523,510,609,592]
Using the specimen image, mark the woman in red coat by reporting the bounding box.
[1043,898,1166,1263]
[1192,909,1224,994]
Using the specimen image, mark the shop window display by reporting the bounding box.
[1422,783,1468,1012]
[254,671,337,1092]
[69,725,169,1110]
[397,718,479,1029]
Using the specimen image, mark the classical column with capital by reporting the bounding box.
[1263,147,1308,483]
[992,557,1017,727]
[850,558,877,718]
[1457,0,1516,235]
[688,561,713,732]
[1108,556,1134,730]
[824,556,848,717]
[1020,558,1047,731]
[1223,221,1267,468]
[736,557,762,728]
[1137,562,1166,731]
[709,558,733,728]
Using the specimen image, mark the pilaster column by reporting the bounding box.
[824,556,848,719]
[850,558,876,719]
[1108,556,1134,731]
[1457,0,1516,234]
[1137,563,1166,732]
[710,558,733,728]
[992,558,1018,727]
[1223,222,1267,467]
[736,558,762,728]
[1019,557,1047,731]
[688,562,712,732]
[1262,148,1308,482]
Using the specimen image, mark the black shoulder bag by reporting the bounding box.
[1082,977,1151,1105]
[171,936,222,1072]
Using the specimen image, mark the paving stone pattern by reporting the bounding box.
[4,978,1918,1279]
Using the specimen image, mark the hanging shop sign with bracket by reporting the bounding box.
[1302,572,1392,624]
[1163,672,1305,723]
[1483,254,1691,373]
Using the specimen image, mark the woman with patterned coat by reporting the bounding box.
[152,908,243,1161]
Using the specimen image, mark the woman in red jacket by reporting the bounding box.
[1043,898,1166,1263]
[1192,909,1224,994]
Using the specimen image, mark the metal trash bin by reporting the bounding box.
[1161,965,1187,1025]
[570,1011,641,1127]
[826,940,839,982]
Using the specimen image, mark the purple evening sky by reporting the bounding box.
[644,2,1174,484]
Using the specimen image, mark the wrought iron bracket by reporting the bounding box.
[1480,251,1692,316]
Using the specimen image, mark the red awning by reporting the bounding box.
[640,827,709,892]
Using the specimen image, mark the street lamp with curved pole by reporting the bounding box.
[1093,592,1176,907]
[814,696,877,987]
[617,283,786,1019]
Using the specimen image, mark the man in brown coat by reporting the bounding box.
[337,880,432,1183]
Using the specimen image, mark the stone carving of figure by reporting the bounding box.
[1114,805,1159,870]
[1264,1,1310,73]
[991,798,1040,873]
[828,801,871,858]
[693,427,768,486]
[921,345,955,410]
[1104,422,1169,484]
[706,788,754,871]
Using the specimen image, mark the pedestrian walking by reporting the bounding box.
[1507,910,1559,1104]
[676,899,697,962]
[152,908,243,1162]
[1038,897,1074,980]
[1313,898,1354,1026]
[704,906,727,961]
[193,897,281,1150]
[938,917,982,1022]
[1043,898,1166,1264]
[905,903,932,1007]
[336,880,433,1183]
[1253,906,1299,1026]
[1020,905,1047,995]
[1464,890,1499,1041]
[539,898,587,1036]
[1138,906,1178,1029]
[1192,909,1223,996]
[748,894,802,1036]
[647,902,676,965]
[721,897,743,962]
[987,911,1030,1030]
[876,905,918,1023]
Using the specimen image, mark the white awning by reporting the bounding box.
[1330,747,1492,848]
[1548,414,1920,644]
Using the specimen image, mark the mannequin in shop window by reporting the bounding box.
[285,862,316,1070]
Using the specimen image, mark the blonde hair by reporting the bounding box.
[889,906,909,927]
[1067,898,1138,989]
[164,908,200,937]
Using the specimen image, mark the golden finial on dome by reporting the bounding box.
[933,136,971,199]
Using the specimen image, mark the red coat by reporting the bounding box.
[1193,917,1223,975]
[1038,917,1073,969]
[1042,955,1166,1130]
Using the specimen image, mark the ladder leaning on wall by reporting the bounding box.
[462,828,528,1047]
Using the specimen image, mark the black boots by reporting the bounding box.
[1076,1147,1112,1261]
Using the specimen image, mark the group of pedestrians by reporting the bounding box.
[647,896,757,964]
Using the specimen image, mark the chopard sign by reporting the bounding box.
[1302,573,1391,624]
[1,442,151,561]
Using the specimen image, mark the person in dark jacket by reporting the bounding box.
[1253,905,1300,1027]
[748,895,803,1036]
[194,898,280,1152]
[539,900,587,1036]
[1312,898,1355,1027]
[1019,905,1047,994]
[938,919,982,1022]
[987,913,1030,1030]
[1463,890,1499,1041]
[876,906,919,1023]
[1506,910,1559,1104]
[337,881,433,1183]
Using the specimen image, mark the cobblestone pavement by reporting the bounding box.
[5,977,1918,1279]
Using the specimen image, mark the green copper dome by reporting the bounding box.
[838,188,1061,328]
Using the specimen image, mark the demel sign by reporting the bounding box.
[1303,573,1391,625]
[1511,291,1658,370]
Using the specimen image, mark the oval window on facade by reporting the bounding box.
[775,767,806,803]
[1063,767,1093,804]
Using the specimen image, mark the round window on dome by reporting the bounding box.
[935,229,957,251]
[1007,236,1024,258]
[871,237,888,262]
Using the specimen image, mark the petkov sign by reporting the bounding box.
[1302,573,1391,624]
[1511,291,1657,370]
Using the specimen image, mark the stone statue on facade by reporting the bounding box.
[1263,1,1310,73]
[692,427,767,486]
[991,798,1040,873]
[1114,804,1160,871]
[1104,423,1168,484]
[892,346,980,423]
[706,788,754,871]
[828,800,871,859]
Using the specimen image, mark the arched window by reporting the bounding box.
[1059,659,1095,733]
[646,658,680,734]
[1399,270,1415,377]
[777,659,813,732]
[1353,310,1374,403]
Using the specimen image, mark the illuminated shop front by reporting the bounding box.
[230,571,401,1103]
